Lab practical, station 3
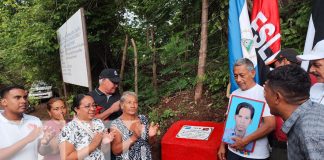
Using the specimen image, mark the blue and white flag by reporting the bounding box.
[228,0,260,92]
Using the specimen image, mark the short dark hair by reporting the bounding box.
[266,65,310,104]
[235,102,255,119]
[71,94,88,113]
[0,85,25,99]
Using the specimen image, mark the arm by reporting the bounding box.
[38,126,56,155]
[59,133,103,160]
[111,128,139,155]
[304,134,324,159]
[217,142,227,160]
[148,122,159,144]
[0,127,42,159]
[95,101,120,120]
[111,120,143,155]
[101,129,116,153]
[231,116,276,150]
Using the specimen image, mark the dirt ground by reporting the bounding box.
[30,89,228,160]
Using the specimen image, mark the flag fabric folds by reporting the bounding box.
[228,0,260,92]
[301,0,324,70]
[251,0,281,85]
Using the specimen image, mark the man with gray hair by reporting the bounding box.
[89,68,122,121]
[218,58,275,160]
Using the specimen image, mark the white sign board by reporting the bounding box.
[57,8,91,88]
[176,125,214,140]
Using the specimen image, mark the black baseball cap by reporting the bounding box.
[99,68,120,84]
[268,48,300,68]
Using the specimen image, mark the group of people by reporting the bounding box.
[1,45,324,160]
[0,68,159,160]
[218,44,324,160]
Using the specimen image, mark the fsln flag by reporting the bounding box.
[301,0,324,70]
[251,0,281,64]
[250,0,281,85]
[228,0,260,92]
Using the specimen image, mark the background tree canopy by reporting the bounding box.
[0,0,311,111]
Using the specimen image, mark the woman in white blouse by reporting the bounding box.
[59,94,115,160]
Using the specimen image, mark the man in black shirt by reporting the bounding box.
[89,68,122,121]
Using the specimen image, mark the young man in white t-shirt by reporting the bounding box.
[218,58,275,160]
[0,85,54,160]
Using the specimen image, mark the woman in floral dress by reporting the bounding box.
[59,94,115,160]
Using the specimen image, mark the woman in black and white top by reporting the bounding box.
[59,94,115,160]
[111,91,159,160]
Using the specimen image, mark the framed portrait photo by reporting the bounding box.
[222,95,265,152]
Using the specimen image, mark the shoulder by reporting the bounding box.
[111,118,121,127]
[23,114,41,121]
[92,118,105,127]
[299,103,324,133]
[310,83,323,91]
[110,92,121,100]
[63,119,77,130]
[139,115,148,124]
[88,88,101,97]
[23,114,42,126]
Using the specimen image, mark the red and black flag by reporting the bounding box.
[250,0,281,84]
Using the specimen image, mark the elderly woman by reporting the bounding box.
[59,94,115,160]
[111,91,159,160]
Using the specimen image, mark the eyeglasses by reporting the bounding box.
[81,103,98,109]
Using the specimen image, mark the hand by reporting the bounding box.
[148,122,159,137]
[217,142,226,160]
[40,126,55,145]
[102,129,116,144]
[57,113,65,121]
[91,132,104,148]
[26,127,42,143]
[230,137,248,151]
[129,120,143,139]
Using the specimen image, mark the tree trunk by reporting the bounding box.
[151,28,158,95]
[131,38,138,95]
[146,27,150,48]
[119,34,128,93]
[194,0,208,103]
[185,14,189,60]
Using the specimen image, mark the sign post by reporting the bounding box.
[57,8,92,94]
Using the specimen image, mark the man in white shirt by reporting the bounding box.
[297,40,324,105]
[218,58,275,160]
[0,85,54,160]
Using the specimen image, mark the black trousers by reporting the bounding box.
[269,140,287,160]
[227,150,269,160]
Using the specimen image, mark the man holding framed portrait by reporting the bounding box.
[218,58,275,160]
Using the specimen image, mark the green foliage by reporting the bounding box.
[280,1,311,51]
[204,47,229,94]
[148,108,175,127]
[0,0,312,122]
[28,96,40,107]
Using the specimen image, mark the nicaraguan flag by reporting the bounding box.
[228,0,260,92]
[300,0,324,70]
